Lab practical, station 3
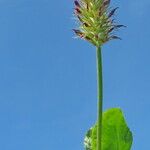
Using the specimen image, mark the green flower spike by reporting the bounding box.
[73,0,125,47]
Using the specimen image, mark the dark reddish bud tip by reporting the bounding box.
[84,36,91,41]
[99,11,102,17]
[115,25,126,28]
[87,3,89,10]
[75,7,81,14]
[83,22,89,27]
[108,7,119,18]
[73,29,80,34]
[95,34,99,39]
[73,29,84,38]
[108,27,115,33]
[77,15,83,22]
[74,0,80,7]
[111,35,122,40]
[103,0,110,7]
[112,25,126,30]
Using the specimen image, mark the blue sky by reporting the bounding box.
[0,0,150,149]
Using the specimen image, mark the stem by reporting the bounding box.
[96,46,103,150]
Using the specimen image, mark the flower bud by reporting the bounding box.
[74,0,80,7]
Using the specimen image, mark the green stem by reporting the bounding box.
[96,46,103,150]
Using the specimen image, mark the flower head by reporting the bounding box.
[73,0,125,47]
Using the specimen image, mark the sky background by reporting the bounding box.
[0,0,150,149]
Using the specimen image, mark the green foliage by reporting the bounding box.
[84,108,133,150]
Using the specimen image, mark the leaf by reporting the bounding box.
[84,108,133,150]
[84,125,97,150]
[102,108,133,150]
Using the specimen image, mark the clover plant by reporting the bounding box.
[73,0,133,150]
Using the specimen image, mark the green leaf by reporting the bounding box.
[84,108,133,150]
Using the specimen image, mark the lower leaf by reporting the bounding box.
[84,108,133,150]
